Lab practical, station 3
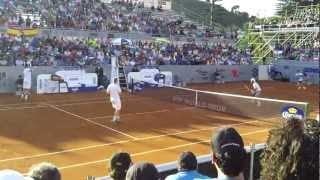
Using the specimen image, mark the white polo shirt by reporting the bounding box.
[252,82,261,92]
[106,83,122,101]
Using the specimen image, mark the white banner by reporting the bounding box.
[128,69,172,86]
[55,70,97,88]
[37,74,59,94]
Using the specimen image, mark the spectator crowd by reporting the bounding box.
[0,34,252,66]
[3,0,215,39]
[274,42,320,61]
[0,117,318,180]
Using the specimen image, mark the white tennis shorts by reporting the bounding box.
[23,80,31,89]
[110,99,121,111]
[252,90,261,97]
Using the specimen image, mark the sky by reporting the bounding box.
[202,0,278,17]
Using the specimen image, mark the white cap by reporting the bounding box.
[250,78,256,83]
[0,170,33,180]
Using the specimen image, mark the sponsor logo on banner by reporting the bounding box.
[196,69,209,80]
[230,68,239,78]
[252,68,258,78]
[281,106,304,120]
[303,67,319,74]
[0,72,6,80]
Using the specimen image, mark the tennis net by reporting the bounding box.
[129,81,309,121]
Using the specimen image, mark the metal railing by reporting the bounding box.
[95,143,267,180]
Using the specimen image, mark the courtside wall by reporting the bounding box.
[0,60,318,93]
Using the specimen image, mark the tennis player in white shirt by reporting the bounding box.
[250,78,262,106]
[22,64,32,101]
[106,78,122,123]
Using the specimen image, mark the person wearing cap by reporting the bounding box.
[27,162,61,180]
[0,169,33,180]
[210,127,246,180]
[109,152,132,180]
[126,162,159,180]
[249,78,261,106]
[295,70,307,90]
[165,151,210,180]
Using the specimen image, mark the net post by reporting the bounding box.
[249,143,255,180]
[305,103,310,120]
[129,78,133,94]
[195,91,198,107]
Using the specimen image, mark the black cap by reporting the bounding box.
[110,152,132,171]
[211,127,245,160]
[126,162,159,180]
[178,151,197,171]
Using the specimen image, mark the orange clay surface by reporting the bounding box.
[0,81,318,179]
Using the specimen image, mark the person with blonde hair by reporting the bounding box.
[260,118,319,180]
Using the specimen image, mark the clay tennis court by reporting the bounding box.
[0,81,318,179]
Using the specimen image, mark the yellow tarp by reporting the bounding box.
[155,38,170,44]
[7,28,39,36]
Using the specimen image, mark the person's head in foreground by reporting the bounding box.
[0,169,33,180]
[178,151,198,171]
[27,162,61,180]
[211,127,246,180]
[126,162,159,180]
[109,152,132,180]
[260,118,319,180]
[165,151,209,180]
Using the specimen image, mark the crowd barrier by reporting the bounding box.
[0,65,259,93]
[0,61,318,93]
[96,143,266,180]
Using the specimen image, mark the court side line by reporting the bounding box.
[56,97,146,107]
[0,119,263,162]
[0,94,140,108]
[57,129,270,170]
[89,109,170,120]
[0,97,104,107]
[89,107,196,120]
[47,104,138,140]
[0,105,48,111]
[0,97,145,111]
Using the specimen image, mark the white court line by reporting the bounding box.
[0,105,48,111]
[89,107,196,120]
[89,109,170,120]
[47,104,138,140]
[214,86,274,93]
[0,92,139,108]
[0,97,103,107]
[0,119,263,162]
[56,129,270,170]
[56,97,146,107]
[0,96,146,111]
[56,100,107,107]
